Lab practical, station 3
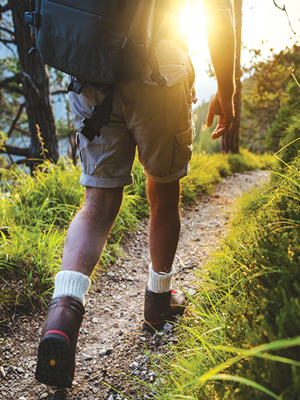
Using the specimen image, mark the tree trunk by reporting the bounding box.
[221,0,242,154]
[11,0,59,163]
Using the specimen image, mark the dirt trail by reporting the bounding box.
[0,170,270,400]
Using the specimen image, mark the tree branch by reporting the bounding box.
[51,89,69,96]
[0,82,24,95]
[0,73,25,95]
[14,126,30,136]
[0,2,12,14]
[0,73,23,85]
[0,26,14,36]
[7,102,26,138]
[272,1,296,35]
[0,38,16,45]
[0,145,31,158]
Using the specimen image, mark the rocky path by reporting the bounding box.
[0,170,270,400]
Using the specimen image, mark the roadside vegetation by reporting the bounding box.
[152,152,300,399]
[0,150,274,310]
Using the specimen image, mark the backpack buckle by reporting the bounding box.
[24,11,40,35]
[151,73,168,87]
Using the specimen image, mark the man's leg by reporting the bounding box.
[61,186,123,276]
[147,179,180,274]
[143,179,185,331]
[36,186,123,387]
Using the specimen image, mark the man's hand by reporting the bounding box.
[206,91,234,140]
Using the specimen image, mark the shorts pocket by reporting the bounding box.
[171,126,194,173]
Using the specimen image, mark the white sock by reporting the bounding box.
[148,263,175,293]
[53,270,91,305]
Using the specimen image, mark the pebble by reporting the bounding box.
[40,393,48,399]
[16,367,25,374]
[140,336,146,342]
[99,348,113,357]
[82,353,93,361]
[17,397,27,400]
[129,361,139,369]
[163,322,173,333]
[92,317,98,324]
[28,360,36,369]
[107,395,114,400]
[0,365,6,378]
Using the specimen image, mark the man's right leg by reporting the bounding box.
[61,186,123,277]
[36,186,123,388]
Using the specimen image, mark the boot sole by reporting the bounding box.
[143,307,185,332]
[35,333,72,388]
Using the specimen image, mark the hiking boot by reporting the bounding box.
[35,296,85,388]
[143,286,186,332]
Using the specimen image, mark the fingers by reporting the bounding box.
[206,94,220,128]
[206,92,234,140]
[211,119,232,140]
[206,108,214,128]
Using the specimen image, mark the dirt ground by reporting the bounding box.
[0,170,270,400]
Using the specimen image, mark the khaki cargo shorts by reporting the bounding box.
[69,42,195,188]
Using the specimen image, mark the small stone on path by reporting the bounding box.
[129,361,139,369]
[163,322,173,333]
[0,365,6,378]
[82,353,93,361]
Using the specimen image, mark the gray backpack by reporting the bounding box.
[25,0,169,141]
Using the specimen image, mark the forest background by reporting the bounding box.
[1,0,300,399]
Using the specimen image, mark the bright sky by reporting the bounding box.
[182,0,300,83]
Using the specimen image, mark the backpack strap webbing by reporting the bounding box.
[81,86,114,142]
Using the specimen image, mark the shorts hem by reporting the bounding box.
[144,165,189,184]
[80,174,133,188]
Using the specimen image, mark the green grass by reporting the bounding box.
[0,150,276,309]
[153,155,300,400]
[181,149,275,203]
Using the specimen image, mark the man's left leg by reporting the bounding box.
[143,179,185,331]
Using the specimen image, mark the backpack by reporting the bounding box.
[25,0,170,141]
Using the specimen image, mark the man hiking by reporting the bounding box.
[35,0,235,388]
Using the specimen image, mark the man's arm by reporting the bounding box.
[202,0,235,139]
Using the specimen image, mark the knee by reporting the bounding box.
[147,180,180,211]
[84,186,123,214]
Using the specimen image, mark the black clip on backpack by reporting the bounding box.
[25,0,169,142]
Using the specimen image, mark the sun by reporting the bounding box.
[180,0,208,55]
[180,0,211,82]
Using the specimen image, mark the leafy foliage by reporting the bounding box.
[240,45,300,153]
[193,101,220,154]
[0,57,28,135]
[155,155,300,400]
